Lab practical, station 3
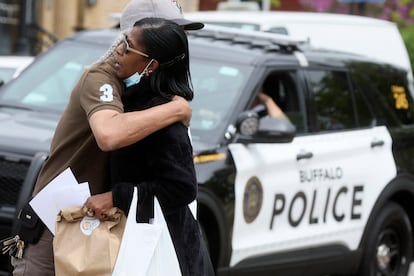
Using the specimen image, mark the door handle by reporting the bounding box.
[371,140,384,148]
[296,151,313,161]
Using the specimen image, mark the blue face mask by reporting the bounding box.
[123,72,140,88]
[123,59,155,88]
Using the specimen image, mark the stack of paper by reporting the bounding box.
[29,168,91,235]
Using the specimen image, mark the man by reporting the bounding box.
[11,1,204,275]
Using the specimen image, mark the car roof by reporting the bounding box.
[185,11,410,73]
[185,11,395,28]
[64,26,292,65]
[64,25,380,70]
[188,25,375,68]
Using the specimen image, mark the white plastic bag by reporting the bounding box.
[112,187,181,276]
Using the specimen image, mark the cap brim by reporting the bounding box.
[172,18,204,30]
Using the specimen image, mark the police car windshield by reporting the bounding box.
[190,59,251,134]
[0,40,103,113]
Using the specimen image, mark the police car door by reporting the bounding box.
[228,69,396,267]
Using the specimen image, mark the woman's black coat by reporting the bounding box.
[110,84,210,276]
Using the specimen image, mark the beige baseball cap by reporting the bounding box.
[120,0,204,31]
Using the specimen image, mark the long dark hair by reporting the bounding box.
[133,17,193,101]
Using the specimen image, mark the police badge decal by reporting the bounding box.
[243,176,263,223]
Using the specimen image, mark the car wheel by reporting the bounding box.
[358,202,412,276]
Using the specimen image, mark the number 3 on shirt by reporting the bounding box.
[99,84,114,102]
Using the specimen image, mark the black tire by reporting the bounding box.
[357,202,413,276]
[198,222,216,276]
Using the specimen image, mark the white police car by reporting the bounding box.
[0,25,413,276]
[0,56,34,86]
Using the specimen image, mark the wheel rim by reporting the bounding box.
[375,228,405,275]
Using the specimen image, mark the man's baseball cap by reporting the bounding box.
[120,0,204,31]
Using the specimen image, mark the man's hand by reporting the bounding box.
[257,91,272,104]
[172,95,192,127]
[256,91,289,120]
[83,191,113,219]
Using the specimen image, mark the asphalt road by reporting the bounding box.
[339,263,414,275]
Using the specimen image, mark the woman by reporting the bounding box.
[85,17,213,276]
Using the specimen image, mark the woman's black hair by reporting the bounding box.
[133,17,193,101]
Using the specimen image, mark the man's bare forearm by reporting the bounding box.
[121,100,190,146]
[90,98,191,151]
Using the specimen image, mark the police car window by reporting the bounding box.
[350,79,375,127]
[369,67,414,125]
[307,70,357,131]
[254,71,305,133]
[350,63,414,125]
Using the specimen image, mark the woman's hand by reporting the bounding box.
[83,191,113,219]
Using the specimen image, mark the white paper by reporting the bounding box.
[29,168,91,235]
[52,183,90,213]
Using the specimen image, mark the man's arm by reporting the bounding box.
[257,91,289,120]
[89,96,191,151]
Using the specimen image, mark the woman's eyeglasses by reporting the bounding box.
[121,34,149,58]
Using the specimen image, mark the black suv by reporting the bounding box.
[1,25,414,276]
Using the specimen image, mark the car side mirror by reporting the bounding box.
[0,79,4,87]
[235,110,296,143]
[236,110,260,136]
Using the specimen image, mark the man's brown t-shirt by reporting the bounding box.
[33,61,124,196]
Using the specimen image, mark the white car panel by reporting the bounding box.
[229,126,396,266]
[0,56,34,84]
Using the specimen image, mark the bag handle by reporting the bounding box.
[135,187,154,223]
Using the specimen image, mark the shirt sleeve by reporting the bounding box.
[79,66,124,118]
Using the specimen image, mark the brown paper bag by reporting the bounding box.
[53,206,126,276]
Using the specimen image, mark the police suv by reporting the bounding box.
[0,25,413,276]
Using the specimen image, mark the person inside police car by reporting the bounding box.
[252,77,290,121]
[254,90,289,120]
[84,17,214,275]
[10,1,205,275]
